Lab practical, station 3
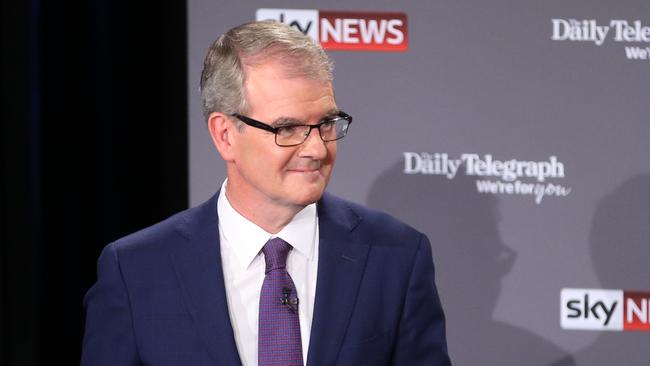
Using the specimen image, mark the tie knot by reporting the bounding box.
[262,238,291,273]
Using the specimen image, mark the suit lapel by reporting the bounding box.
[307,194,369,366]
[166,191,368,366]
[169,192,243,366]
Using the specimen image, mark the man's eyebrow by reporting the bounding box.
[324,108,340,117]
[271,109,341,127]
[271,117,303,127]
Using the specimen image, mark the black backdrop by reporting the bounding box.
[1,0,188,364]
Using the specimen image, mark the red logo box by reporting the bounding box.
[318,11,408,52]
[624,291,650,331]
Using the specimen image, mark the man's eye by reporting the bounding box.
[277,125,299,137]
[320,120,335,131]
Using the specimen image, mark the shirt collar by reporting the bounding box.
[217,180,317,270]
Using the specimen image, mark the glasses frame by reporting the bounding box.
[230,111,352,147]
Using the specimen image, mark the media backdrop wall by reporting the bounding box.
[187,1,650,365]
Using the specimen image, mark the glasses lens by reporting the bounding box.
[274,114,351,146]
[321,118,350,142]
[318,120,337,141]
[276,125,310,146]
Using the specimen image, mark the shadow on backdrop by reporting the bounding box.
[552,174,650,366]
[367,160,575,365]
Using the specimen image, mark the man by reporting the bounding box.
[82,20,450,366]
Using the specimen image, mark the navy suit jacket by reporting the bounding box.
[82,192,451,365]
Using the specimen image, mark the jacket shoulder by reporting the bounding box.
[108,193,217,255]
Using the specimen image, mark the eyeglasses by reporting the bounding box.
[230,111,352,147]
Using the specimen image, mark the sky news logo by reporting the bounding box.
[561,288,650,331]
[256,8,408,52]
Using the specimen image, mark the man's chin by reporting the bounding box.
[291,186,327,206]
[282,171,331,204]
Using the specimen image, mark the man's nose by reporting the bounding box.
[298,127,328,159]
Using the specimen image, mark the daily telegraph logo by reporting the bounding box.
[256,9,408,52]
[551,19,650,61]
[561,288,650,331]
[402,153,571,204]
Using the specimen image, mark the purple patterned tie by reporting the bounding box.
[258,238,303,366]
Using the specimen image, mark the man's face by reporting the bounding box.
[227,60,338,210]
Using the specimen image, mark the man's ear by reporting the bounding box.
[207,112,237,162]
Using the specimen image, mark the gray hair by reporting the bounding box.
[200,20,334,120]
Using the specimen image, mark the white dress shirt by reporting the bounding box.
[217,180,319,366]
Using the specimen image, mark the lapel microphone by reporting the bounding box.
[281,287,299,313]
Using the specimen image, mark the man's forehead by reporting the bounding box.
[271,108,341,125]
